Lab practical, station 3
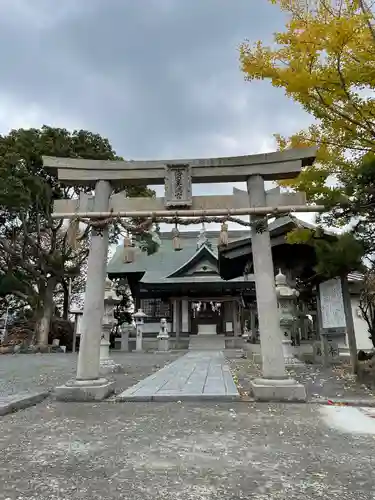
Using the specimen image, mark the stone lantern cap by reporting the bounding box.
[69,305,83,315]
[275,269,287,286]
[104,277,121,304]
[133,308,147,319]
[275,269,299,299]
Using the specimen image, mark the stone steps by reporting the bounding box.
[188,335,225,351]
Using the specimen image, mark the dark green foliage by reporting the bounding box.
[313,233,365,279]
[288,227,365,279]
[321,153,375,258]
[113,280,133,332]
[135,230,161,256]
[0,126,155,325]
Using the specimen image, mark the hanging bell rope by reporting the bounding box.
[123,234,135,263]
[66,217,80,250]
[171,223,182,251]
[218,220,229,247]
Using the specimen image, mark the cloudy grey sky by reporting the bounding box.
[0,0,315,227]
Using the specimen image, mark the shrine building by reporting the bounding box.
[107,225,253,346]
[106,215,372,353]
[107,218,314,345]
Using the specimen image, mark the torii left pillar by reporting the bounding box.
[55,180,115,401]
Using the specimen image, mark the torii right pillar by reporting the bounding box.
[247,175,306,401]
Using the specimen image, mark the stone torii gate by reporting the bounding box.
[45,147,319,402]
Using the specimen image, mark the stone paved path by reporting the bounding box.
[116,351,240,402]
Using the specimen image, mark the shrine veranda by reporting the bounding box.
[44,147,325,402]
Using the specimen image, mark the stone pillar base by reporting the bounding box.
[252,353,262,364]
[54,378,115,402]
[99,358,124,375]
[158,337,169,352]
[251,378,306,402]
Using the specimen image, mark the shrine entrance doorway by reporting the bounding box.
[191,301,222,335]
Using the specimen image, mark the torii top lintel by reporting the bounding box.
[42,146,317,187]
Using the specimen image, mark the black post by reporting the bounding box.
[341,276,358,374]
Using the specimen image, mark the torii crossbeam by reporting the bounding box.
[52,186,324,220]
[44,147,316,186]
[45,147,316,402]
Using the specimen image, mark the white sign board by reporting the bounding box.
[319,278,346,329]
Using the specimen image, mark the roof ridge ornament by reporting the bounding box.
[197,223,208,249]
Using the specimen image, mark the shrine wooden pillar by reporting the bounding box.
[232,300,240,336]
[181,298,189,335]
[176,299,182,340]
[172,298,182,340]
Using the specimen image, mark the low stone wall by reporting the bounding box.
[125,337,190,352]
[114,336,243,352]
[0,344,66,354]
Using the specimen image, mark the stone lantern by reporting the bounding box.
[133,308,147,352]
[275,270,302,366]
[157,318,170,352]
[100,277,123,374]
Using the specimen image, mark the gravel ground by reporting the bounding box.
[0,352,183,397]
[228,357,375,402]
[0,352,375,499]
[0,400,374,499]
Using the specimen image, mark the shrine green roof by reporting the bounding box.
[106,216,311,285]
[107,229,250,283]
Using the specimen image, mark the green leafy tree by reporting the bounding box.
[321,154,375,257]
[0,126,154,344]
[239,0,375,201]
[239,0,375,253]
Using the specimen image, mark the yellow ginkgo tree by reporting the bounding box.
[239,0,375,204]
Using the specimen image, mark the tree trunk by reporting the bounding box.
[368,306,375,349]
[370,327,375,349]
[62,281,69,320]
[34,278,56,346]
